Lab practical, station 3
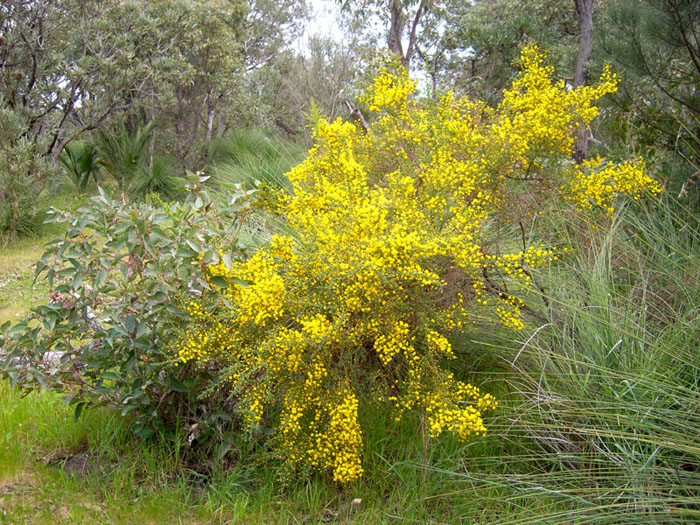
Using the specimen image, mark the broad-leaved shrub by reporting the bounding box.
[1,174,258,438]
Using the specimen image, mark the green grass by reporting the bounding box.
[0,377,567,523]
[208,129,304,195]
[459,196,700,523]
[0,238,48,325]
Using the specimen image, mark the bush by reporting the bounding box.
[0,104,50,240]
[59,141,101,194]
[1,174,259,439]
[95,121,181,199]
[171,46,661,483]
[1,46,663,484]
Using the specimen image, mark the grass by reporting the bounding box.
[463,196,700,523]
[0,377,566,523]
[0,238,48,325]
[208,129,304,195]
[1,185,699,522]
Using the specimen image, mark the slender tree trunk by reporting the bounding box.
[147,92,155,173]
[574,0,594,163]
[176,90,186,160]
[388,0,405,60]
[387,0,426,69]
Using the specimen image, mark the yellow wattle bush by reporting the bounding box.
[174,45,661,483]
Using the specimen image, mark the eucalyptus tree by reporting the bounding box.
[0,0,143,237]
[1,0,307,235]
[432,0,578,101]
[337,0,436,69]
[99,0,248,165]
[252,36,363,139]
[0,0,143,161]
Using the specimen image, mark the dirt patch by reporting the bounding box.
[0,481,35,497]
[41,449,102,478]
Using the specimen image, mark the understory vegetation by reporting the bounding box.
[2,0,699,523]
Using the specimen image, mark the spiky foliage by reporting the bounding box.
[59,141,101,193]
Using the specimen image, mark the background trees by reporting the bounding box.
[0,0,308,238]
[600,0,700,194]
[1,0,139,237]
[2,0,699,241]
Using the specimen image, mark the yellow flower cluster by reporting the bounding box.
[361,64,417,113]
[425,378,498,439]
[173,45,657,484]
[374,321,411,365]
[499,45,618,159]
[565,156,663,214]
[310,390,364,483]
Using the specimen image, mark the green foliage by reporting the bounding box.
[248,35,366,141]
[58,141,101,193]
[96,121,155,192]
[95,121,180,199]
[476,196,700,521]
[209,129,303,193]
[600,0,700,187]
[132,155,179,199]
[0,104,49,240]
[436,0,578,101]
[98,0,249,164]
[0,174,258,440]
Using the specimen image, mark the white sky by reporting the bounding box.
[298,0,431,91]
[302,0,345,45]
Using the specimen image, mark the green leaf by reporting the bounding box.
[209,275,229,289]
[167,376,190,393]
[222,252,232,269]
[133,426,154,439]
[186,239,201,253]
[95,270,107,288]
[74,402,87,423]
[229,277,251,288]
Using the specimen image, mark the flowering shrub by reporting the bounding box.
[1,46,662,484]
[173,46,662,483]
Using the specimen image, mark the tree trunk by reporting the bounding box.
[387,0,425,69]
[388,0,405,60]
[176,90,186,160]
[574,0,594,163]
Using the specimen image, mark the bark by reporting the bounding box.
[403,0,425,68]
[343,98,369,134]
[388,0,426,69]
[388,1,405,60]
[574,0,594,163]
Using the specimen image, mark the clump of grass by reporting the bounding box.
[208,128,303,194]
[207,128,304,246]
[431,195,700,523]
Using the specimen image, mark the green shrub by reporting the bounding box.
[0,105,49,240]
[0,173,259,440]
